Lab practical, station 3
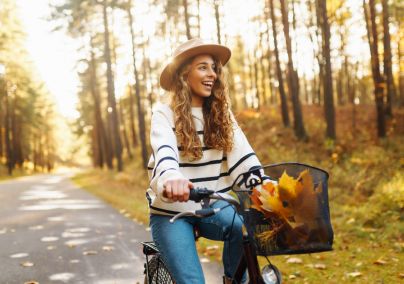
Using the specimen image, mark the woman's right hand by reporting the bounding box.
[164,178,194,202]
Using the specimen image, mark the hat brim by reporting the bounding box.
[159,44,231,91]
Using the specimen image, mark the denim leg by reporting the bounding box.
[196,200,246,281]
[149,214,204,284]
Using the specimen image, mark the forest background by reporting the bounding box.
[1,0,404,282]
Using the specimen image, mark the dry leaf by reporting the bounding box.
[119,209,126,214]
[315,255,326,259]
[206,245,220,251]
[304,264,314,268]
[47,246,55,250]
[24,282,39,284]
[348,272,362,277]
[289,275,297,279]
[102,246,114,251]
[20,262,34,267]
[117,232,123,235]
[83,251,98,255]
[372,256,388,265]
[286,257,303,264]
[67,244,75,248]
[124,213,131,217]
[356,262,362,267]
[397,273,404,278]
[314,264,326,270]
[333,262,341,266]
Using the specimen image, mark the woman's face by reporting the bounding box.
[187,54,217,107]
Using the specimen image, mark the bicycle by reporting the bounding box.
[142,163,333,284]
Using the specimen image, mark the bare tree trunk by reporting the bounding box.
[215,0,221,44]
[90,42,112,169]
[382,0,396,116]
[264,11,276,104]
[197,0,201,38]
[269,0,290,127]
[128,0,148,169]
[319,0,336,140]
[259,33,267,105]
[280,0,307,140]
[118,99,133,160]
[128,83,139,147]
[183,0,191,40]
[368,0,386,137]
[398,32,404,108]
[4,83,12,175]
[103,0,123,171]
[253,46,260,109]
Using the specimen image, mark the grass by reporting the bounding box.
[72,104,404,283]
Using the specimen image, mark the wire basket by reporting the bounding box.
[232,163,333,256]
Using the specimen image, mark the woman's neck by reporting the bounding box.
[191,93,204,107]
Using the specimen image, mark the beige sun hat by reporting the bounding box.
[159,38,232,91]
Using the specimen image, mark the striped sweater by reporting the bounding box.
[146,104,261,215]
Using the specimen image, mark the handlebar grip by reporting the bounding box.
[188,188,198,201]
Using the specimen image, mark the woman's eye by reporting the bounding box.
[200,66,206,70]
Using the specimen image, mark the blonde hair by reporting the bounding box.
[167,56,235,161]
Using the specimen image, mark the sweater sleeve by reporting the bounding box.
[149,110,184,203]
[227,112,262,183]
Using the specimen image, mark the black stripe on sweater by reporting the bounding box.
[178,146,212,151]
[228,152,256,175]
[179,157,227,168]
[157,145,177,156]
[160,168,176,177]
[173,128,203,135]
[152,157,178,179]
[190,172,229,183]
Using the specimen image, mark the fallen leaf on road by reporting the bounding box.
[314,264,326,270]
[372,256,388,265]
[83,251,98,255]
[67,244,76,248]
[95,230,101,234]
[10,229,16,233]
[117,232,123,235]
[146,228,151,232]
[102,246,114,251]
[0,229,6,234]
[200,258,210,263]
[124,213,131,217]
[119,209,126,214]
[289,275,297,279]
[47,246,55,250]
[333,262,341,266]
[24,282,39,284]
[20,262,34,267]
[348,272,362,277]
[287,257,303,264]
[29,225,44,230]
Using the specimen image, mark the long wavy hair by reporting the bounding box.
[167,55,235,161]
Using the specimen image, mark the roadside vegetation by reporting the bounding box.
[72,104,404,283]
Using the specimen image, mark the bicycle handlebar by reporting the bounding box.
[162,187,242,223]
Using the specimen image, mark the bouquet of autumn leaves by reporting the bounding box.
[249,170,329,250]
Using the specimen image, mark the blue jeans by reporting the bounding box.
[149,200,247,284]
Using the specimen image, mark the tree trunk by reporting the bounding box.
[4,84,12,175]
[128,0,149,169]
[215,0,221,44]
[183,0,191,40]
[90,42,112,169]
[103,0,123,171]
[259,33,267,105]
[118,99,133,160]
[319,0,336,140]
[368,0,386,137]
[197,0,201,38]
[269,0,290,127]
[254,47,260,109]
[398,32,404,108]
[280,0,306,139]
[382,0,396,116]
[128,83,139,147]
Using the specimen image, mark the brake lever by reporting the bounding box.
[169,208,221,223]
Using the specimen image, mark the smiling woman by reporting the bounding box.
[145,38,273,284]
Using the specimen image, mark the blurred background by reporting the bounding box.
[1,0,403,281]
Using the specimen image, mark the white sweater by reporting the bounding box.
[146,104,262,215]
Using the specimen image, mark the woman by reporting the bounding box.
[147,39,263,284]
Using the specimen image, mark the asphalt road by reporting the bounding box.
[0,173,223,284]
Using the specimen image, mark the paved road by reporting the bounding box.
[0,173,223,284]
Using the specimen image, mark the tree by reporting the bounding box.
[183,0,191,40]
[382,0,396,117]
[127,0,148,169]
[365,0,386,137]
[319,0,336,140]
[102,0,123,171]
[280,0,307,140]
[268,0,290,128]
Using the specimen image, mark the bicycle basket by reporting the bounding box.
[232,162,333,256]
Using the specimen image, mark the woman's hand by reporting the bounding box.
[164,178,194,202]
